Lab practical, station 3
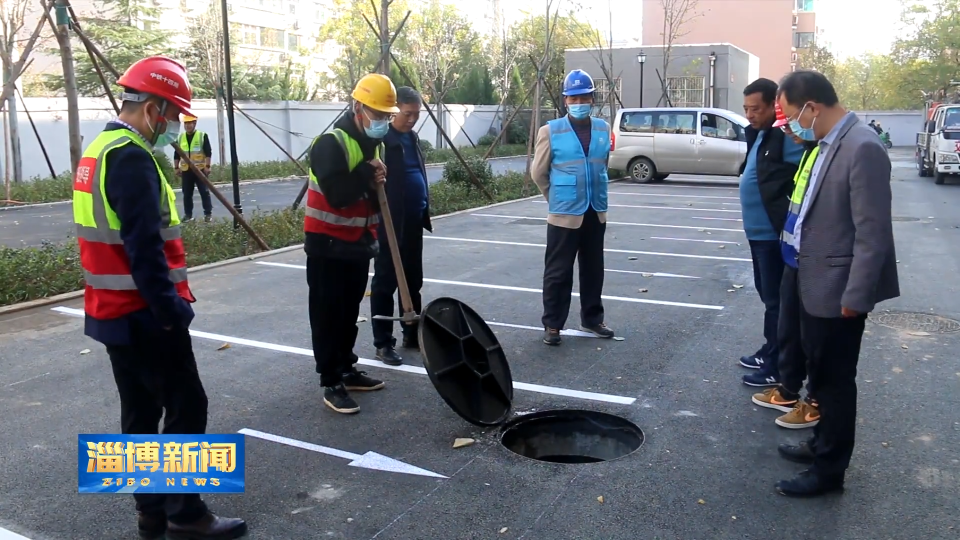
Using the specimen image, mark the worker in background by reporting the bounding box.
[750,100,821,430]
[370,86,432,366]
[173,114,213,222]
[532,68,615,346]
[305,73,398,414]
[73,56,246,539]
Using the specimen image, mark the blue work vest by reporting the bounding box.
[546,116,610,215]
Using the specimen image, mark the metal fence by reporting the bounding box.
[665,76,706,107]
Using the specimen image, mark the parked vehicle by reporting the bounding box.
[916,103,960,185]
[609,107,749,183]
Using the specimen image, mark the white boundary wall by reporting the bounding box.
[0,98,507,181]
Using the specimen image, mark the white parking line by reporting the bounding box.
[649,236,742,245]
[472,213,743,232]
[50,306,637,405]
[254,261,725,310]
[531,200,741,213]
[691,216,743,222]
[605,268,700,279]
[0,526,31,540]
[424,235,751,262]
[612,183,737,191]
[609,192,740,201]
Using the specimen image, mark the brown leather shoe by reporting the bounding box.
[166,512,248,540]
[137,512,166,539]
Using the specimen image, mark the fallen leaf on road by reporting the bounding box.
[357,316,368,323]
[628,256,638,260]
[641,273,653,277]
[732,284,744,289]
[908,331,931,336]
[597,496,604,504]
[613,336,625,341]
[718,245,725,249]
[80,349,91,355]
[698,499,705,505]
[217,343,231,351]
[901,344,909,349]
[881,442,889,448]
[732,516,737,520]
[892,367,903,373]
[727,289,736,293]
[364,290,371,297]
[499,528,508,534]
[346,518,354,523]
[638,288,648,293]
[453,438,475,449]
[698,229,705,232]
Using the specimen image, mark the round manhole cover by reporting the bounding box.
[892,216,920,222]
[869,311,960,334]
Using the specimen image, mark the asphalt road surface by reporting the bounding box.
[1,153,958,539]
[0,156,532,248]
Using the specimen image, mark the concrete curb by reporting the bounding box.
[0,155,527,212]
[0,186,543,316]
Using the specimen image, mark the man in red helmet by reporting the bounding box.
[73,56,247,539]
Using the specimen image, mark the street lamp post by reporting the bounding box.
[636,51,646,107]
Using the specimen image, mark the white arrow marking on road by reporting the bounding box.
[238,428,447,479]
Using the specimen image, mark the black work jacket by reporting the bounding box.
[744,125,800,234]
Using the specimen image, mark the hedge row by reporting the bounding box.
[0,170,535,308]
[1,143,529,207]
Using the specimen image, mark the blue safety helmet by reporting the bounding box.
[562,69,595,96]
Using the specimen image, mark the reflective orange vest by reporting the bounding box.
[73,128,195,320]
[304,128,381,242]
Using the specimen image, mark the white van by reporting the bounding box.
[609,107,750,183]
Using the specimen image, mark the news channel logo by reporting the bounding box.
[78,434,245,494]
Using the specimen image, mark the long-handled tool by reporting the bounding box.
[371,181,419,325]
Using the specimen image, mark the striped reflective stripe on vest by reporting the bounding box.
[780,145,821,247]
[80,135,188,288]
[305,129,381,227]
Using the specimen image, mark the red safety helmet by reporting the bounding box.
[772,101,789,129]
[117,56,195,116]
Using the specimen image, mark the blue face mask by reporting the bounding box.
[788,103,817,142]
[568,104,591,120]
[362,108,390,139]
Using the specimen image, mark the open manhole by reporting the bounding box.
[500,410,644,464]
[892,216,920,222]
[869,311,960,334]
[419,297,643,464]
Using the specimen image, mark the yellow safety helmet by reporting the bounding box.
[351,74,400,114]
[181,114,197,122]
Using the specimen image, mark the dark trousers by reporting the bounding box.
[181,171,212,218]
[105,324,209,524]
[542,208,606,329]
[748,240,785,370]
[307,255,369,386]
[370,215,424,349]
[777,265,811,398]
[800,300,867,478]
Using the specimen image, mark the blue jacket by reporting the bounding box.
[381,126,432,243]
[546,116,610,215]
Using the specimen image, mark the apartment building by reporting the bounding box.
[641,0,818,82]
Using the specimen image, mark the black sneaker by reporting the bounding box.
[581,323,615,338]
[182,216,194,223]
[342,370,385,391]
[203,215,212,223]
[401,334,419,350]
[376,346,403,366]
[137,512,166,539]
[739,354,767,369]
[543,328,561,346]
[323,383,359,414]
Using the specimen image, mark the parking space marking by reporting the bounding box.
[472,213,743,232]
[691,216,742,222]
[610,183,737,191]
[533,201,741,214]
[605,268,700,279]
[424,236,751,262]
[609,192,739,201]
[531,200,741,213]
[50,307,638,405]
[254,262,725,310]
[0,527,31,540]
[649,237,741,245]
[238,429,448,478]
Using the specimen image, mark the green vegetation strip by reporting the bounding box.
[0,144,529,207]
[0,167,534,308]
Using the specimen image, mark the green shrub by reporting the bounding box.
[0,172,537,308]
[477,134,497,146]
[441,155,494,191]
[507,121,529,145]
[418,139,434,153]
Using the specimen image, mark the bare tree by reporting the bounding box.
[658,0,701,104]
[180,1,227,166]
[567,0,622,124]
[0,0,52,182]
